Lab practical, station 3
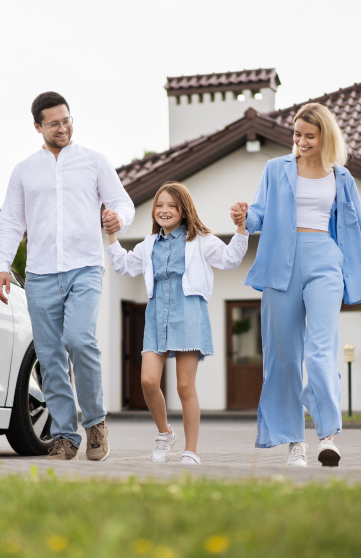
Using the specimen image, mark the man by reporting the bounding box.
[0,92,135,461]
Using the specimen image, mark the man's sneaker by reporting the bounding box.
[180,451,201,464]
[318,436,341,467]
[86,421,110,462]
[150,425,177,463]
[287,442,308,467]
[45,438,79,461]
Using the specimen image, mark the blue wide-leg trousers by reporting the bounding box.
[256,233,344,448]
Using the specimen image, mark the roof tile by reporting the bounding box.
[165,68,281,93]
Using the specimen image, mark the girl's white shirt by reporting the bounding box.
[107,230,248,302]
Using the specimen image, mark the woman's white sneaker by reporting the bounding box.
[318,436,341,467]
[180,451,201,464]
[150,425,177,463]
[287,442,308,467]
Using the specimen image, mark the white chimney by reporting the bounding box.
[165,69,280,147]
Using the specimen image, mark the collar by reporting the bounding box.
[42,141,74,154]
[157,224,185,240]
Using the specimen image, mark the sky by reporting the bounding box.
[0,0,361,204]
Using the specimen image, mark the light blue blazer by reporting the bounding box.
[245,153,361,305]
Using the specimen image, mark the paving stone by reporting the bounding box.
[0,419,360,484]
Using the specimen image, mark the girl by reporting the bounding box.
[106,182,248,464]
[231,103,361,467]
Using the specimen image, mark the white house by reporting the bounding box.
[97,69,361,414]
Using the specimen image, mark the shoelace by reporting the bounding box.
[290,442,308,461]
[154,435,171,452]
[89,423,105,448]
[48,438,73,457]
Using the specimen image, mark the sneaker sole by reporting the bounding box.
[150,432,178,463]
[318,449,340,467]
[44,454,79,461]
[86,445,110,462]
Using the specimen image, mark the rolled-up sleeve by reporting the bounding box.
[97,155,135,233]
[0,166,26,273]
[246,162,269,234]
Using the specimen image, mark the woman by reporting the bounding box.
[231,103,361,467]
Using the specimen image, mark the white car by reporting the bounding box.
[0,269,54,455]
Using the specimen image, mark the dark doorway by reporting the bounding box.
[122,301,165,409]
[227,300,263,410]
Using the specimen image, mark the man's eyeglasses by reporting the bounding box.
[42,116,73,132]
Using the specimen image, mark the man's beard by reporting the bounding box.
[44,129,72,149]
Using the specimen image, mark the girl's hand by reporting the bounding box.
[230,201,248,225]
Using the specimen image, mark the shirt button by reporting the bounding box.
[346,275,349,278]
[339,243,343,246]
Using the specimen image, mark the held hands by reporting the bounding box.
[102,208,122,245]
[102,209,123,234]
[0,272,11,305]
[230,201,249,235]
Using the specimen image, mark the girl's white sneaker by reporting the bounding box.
[287,442,308,467]
[180,451,201,464]
[318,436,341,467]
[150,425,177,463]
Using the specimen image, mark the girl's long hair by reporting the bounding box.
[293,102,349,172]
[151,181,211,241]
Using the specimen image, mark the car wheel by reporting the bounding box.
[6,342,54,456]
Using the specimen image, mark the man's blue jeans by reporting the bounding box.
[25,266,106,448]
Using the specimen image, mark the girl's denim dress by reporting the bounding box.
[142,225,213,361]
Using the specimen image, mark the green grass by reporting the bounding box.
[0,470,361,558]
[305,413,361,422]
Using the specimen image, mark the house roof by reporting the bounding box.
[268,82,361,158]
[117,109,294,206]
[117,82,361,206]
[165,68,281,96]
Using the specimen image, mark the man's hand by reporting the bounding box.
[102,209,123,234]
[0,272,11,305]
[230,201,248,226]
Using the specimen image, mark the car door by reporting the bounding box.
[0,285,14,406]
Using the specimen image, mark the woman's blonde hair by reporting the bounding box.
[151,181,211,241]
[293,102,348,171]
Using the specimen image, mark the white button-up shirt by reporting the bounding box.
[0,142,135,274]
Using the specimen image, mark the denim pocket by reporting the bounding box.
[343,202,360,229]
[25,272,41,281]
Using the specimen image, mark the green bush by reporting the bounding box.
[12,241,27,279]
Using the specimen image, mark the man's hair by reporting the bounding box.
[151,181,211,241]
[31,92,70,125]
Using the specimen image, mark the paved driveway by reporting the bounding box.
[1,419,360,483]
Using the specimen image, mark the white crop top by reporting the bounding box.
[296,173,336,231]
